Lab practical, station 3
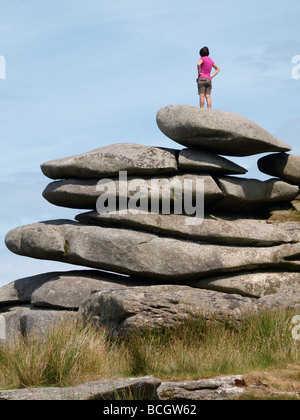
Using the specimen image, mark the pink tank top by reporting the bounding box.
[199,57,214,79]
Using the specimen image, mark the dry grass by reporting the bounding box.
[0,309,299,391]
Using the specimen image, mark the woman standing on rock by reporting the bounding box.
[197,46,220,108]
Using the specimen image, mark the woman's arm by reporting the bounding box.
[197,59,203,76]
[211,63,220,79]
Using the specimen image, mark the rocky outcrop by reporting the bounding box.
[1,105,300,344]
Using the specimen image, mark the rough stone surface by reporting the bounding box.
[0,306,31,344]
[258,153,300,185]
[257,289,300,310]
[157,376,246,400]
[21,308,78,337]
[192,271,300,298]
[213,177,299,212]
[0,306,77,343]
[41,143,178,179]
[79,285,257,335]
[76,210,300,247]
[156,105,292,156]
[5,221,300,282]
[42,174,222,210]
[0,270,140,307]
[178,149,247,174]
[0,377,161,401]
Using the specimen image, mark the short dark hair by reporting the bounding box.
[200,47,209,57]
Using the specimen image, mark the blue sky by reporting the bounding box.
[0,0,300,287]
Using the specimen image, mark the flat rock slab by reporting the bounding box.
[76,210,300,247]
[0,376,160,401]
[5,220,300,281]
[0,270,147,309]
[258,153,300,185]
[41,143,178,180]
[213,177,299,212]
[192,271,300,298]
[42,175,298,213]
[156,105,291,156]
[178,149,247,174]
[79,285,256,335]
[42,174,222,210]
[157,375,246,400]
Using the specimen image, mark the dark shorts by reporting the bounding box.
[197,78,212,95]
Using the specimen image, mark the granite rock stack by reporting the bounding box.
[2,105,300,341]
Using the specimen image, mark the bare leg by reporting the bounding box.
[200,94,205,108]
[206,94,212,109]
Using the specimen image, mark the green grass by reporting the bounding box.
[0,309,299,391]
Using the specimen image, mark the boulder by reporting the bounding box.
[178,149,247,174]
[0,269,144,308]
[42,174,222,210]
[213,177,299,212]
[79,285,256,335]
[30,271,147,310]
[192,272,300,298]
[76,210,300,247]
[258,153,300,185]
[0,376,161,401]
[257,289,300,311]
[5,220,300,282]
[41,143,178,180]
[156,105,291,156]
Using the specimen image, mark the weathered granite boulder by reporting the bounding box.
[79,285,257,335]
[178,149,247,174]
[21,308,77,337]
[42,175,298,214]
[257,289,300,311]
[42,174,222,210]
[191,271,300,298]
[157,376,246,400]
[30,272,146,310]
[156,105,292,156]
[0,270,146,309]
[0,376,161,401]
[213,177,299,212]
[76,210,300,247]
[41,143,178,179]
[258,153,300,185]
[5,221,300,282]
[0,305,77,343]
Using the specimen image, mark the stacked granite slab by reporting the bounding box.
[2,105,300,341]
